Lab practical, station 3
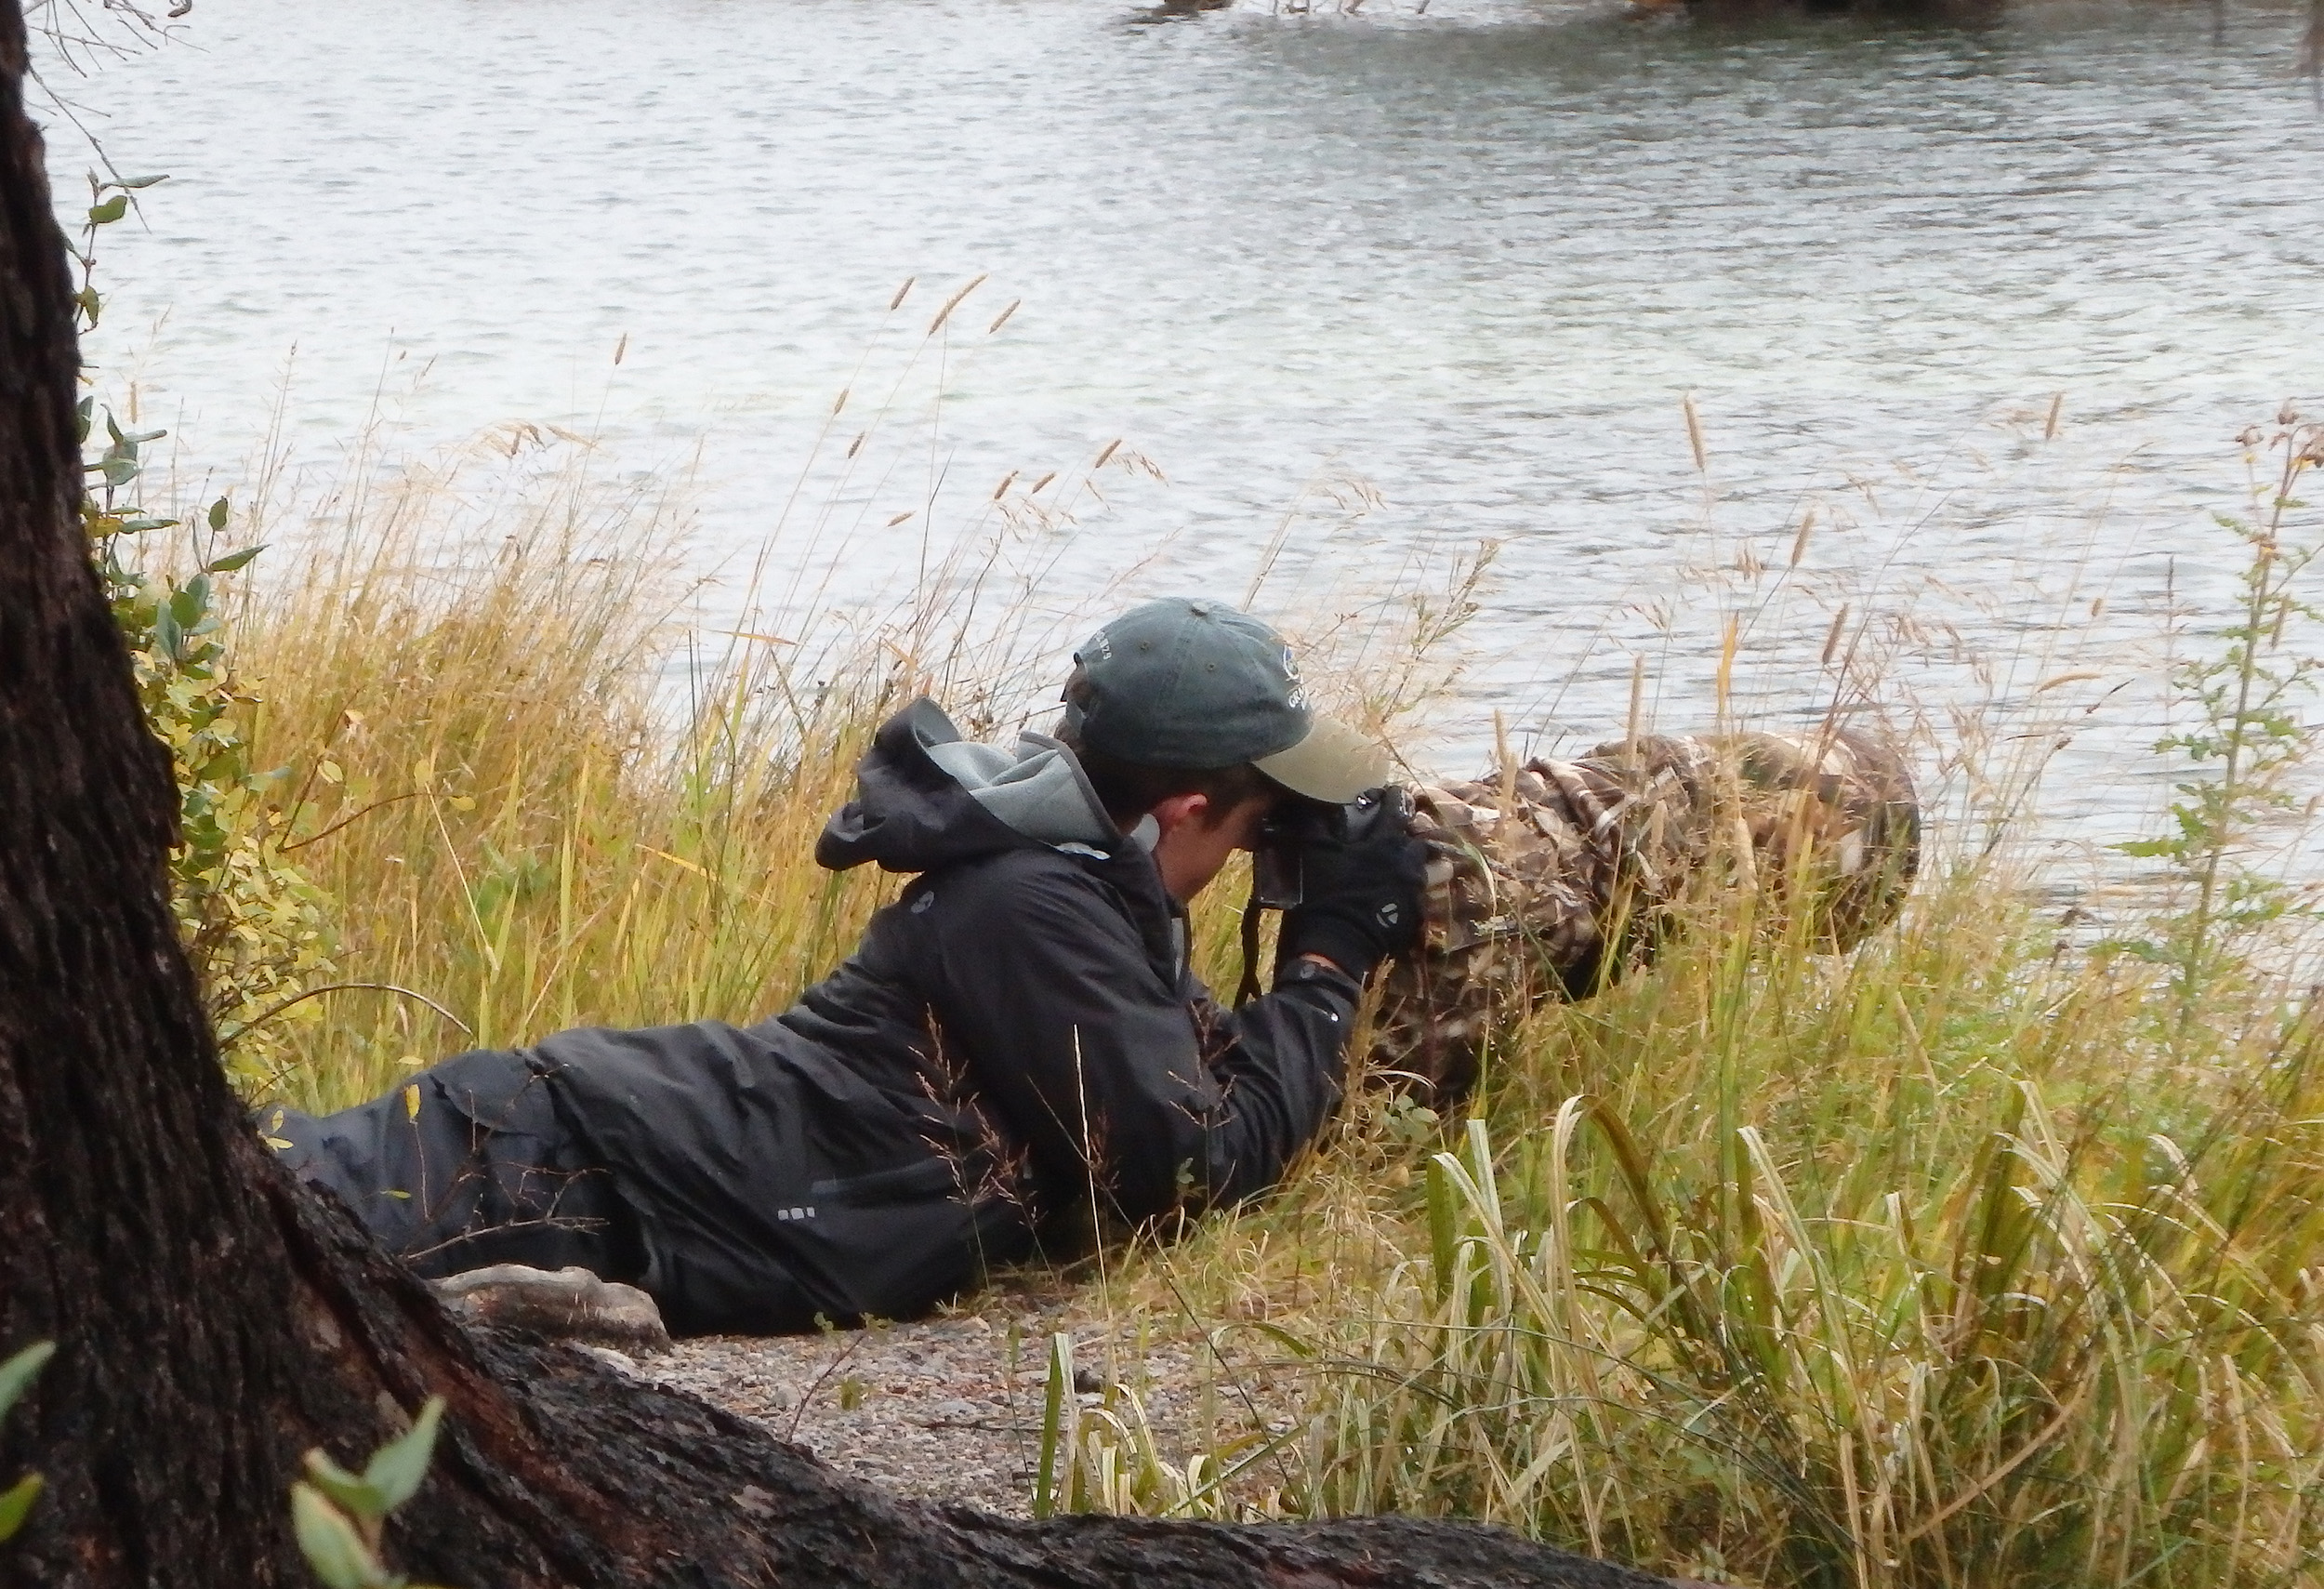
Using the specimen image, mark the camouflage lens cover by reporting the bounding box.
[1367,727,1920,1106]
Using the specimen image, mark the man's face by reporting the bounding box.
[1150,789,1277,905]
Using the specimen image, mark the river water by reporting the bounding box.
[44,0,2324,875]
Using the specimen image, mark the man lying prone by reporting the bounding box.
[274,598,1429,1336]
[275,596,1921,1338]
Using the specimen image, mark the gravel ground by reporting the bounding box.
[613,1276,1274,1516]
[567,1283,1720,1587]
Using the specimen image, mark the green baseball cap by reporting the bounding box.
[1059,597,1389,804]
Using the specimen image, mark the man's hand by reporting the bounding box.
[1276,787,1429,983]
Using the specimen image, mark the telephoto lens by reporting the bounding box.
[1370,726,1920,1106]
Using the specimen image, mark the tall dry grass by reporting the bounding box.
[231,483,909,1110]
[1087,856,2324,1587]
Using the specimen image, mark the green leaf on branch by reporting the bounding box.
[362,1397,445,1514]
[152,602,183,662]
[0,1474,44,1544]
[206,544,265,574]
[99,415,165,454]
[86,194,128,226]
[207,495,231,533]
[0,1342,55,1423]
[0,1343,54,1545]
[289,1399,444,1588]
[300,1450,386,1520]
[290,1484,390,1589]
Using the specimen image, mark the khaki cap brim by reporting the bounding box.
[1253,715,1391,804]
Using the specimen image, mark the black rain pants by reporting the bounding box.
[270,1047,647,1285]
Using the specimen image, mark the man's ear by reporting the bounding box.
[1146,790,1210,841]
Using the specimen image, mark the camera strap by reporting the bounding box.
[1235,883,1268,1008]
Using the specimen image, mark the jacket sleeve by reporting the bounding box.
[920,861,1360,1223]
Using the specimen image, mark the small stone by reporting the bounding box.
[583,1344,641,1377]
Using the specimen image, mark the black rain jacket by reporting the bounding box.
[348,700,1364,1334]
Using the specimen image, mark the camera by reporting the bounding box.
[1249,786,1406,910]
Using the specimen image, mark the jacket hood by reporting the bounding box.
[816,698,1125,874]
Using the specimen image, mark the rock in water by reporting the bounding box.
[433,1263,673,1354]
[1374,726,1920,1104]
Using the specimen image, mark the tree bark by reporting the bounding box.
[0,14,1676,1586]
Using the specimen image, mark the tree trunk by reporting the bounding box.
[0,16,1676,1586]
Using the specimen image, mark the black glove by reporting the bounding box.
[1276,787,1429,982]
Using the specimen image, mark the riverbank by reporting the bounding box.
[164,413,2324,1589]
